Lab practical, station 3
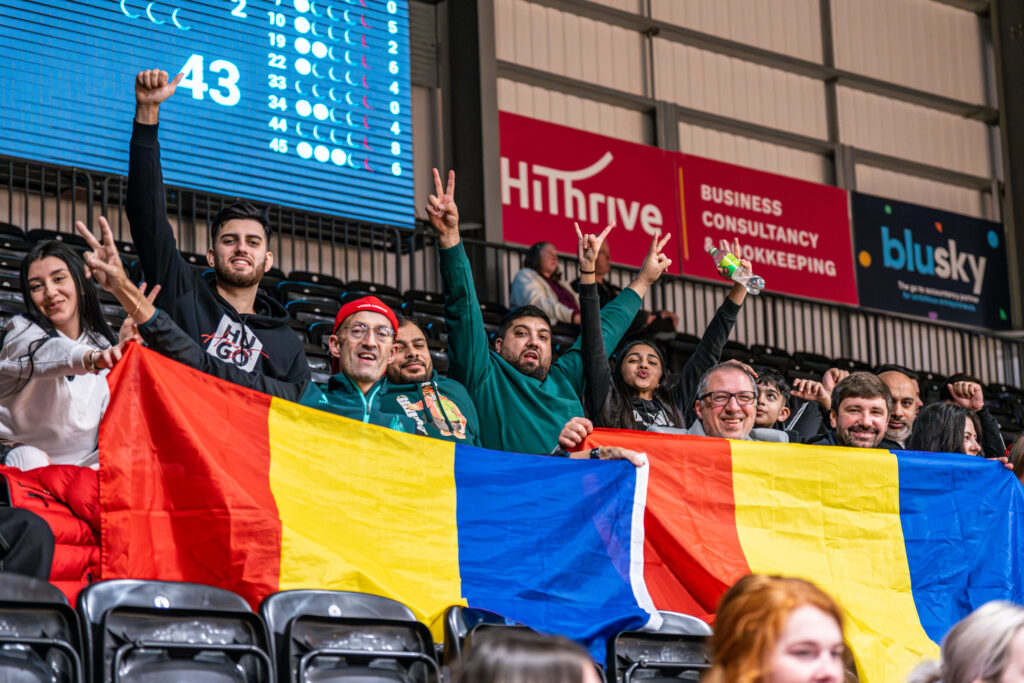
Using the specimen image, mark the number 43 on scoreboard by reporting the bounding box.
[177,54,241,107]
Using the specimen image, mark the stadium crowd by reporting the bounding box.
[0,68,1021,682]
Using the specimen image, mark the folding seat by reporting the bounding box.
[179,251,210,274]
[720,341,754,364]
[288,319,311,345]
[288,271,345,290]
[0,249,24,275]
[440,606,523,666]
[266,267,287,281]
[27,229,90,250]
[287,300,339,326]
[606,611,711,683]
[343,282,404,309]
[259,589,440,683]
[305,346,333,382]
[0,572,84,683]
[792,352,832,375]
[750,345,796,372]
[308,321,333,350]
[0,298,26,324]
[402,290,444,317]
[0,222,26,240]
[833,357,870,373]
[428,339,449,375]
[77,579,273,683]
[278,281,345,306]
[0,272,22,303]
[478,301,508,326]
[0,238,32,256]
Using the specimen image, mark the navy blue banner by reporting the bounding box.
[852,192,1010,329]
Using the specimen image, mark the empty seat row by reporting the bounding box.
[0,573,710,683]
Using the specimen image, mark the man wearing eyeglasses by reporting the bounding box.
[684,362,788,442]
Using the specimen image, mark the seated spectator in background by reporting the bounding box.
[427,169,671,455]
[450,628,600,683]
[385,317,481,445]
[810,372,898,449]
[907,601,1024,683]
[129,68,309,384]
[510,241,580,325]
[875,365,923,448]
[577,233,759,432]
[705,574,846,683]
[0,236,126,470]
[906,402,983,457]
[683,363,787,441]
[940,373,1006,459]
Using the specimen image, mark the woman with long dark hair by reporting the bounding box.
[905,402,983,456]
[0,229,125,469]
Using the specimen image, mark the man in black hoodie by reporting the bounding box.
[127,68,308,383]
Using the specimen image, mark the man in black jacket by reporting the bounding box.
[127,68,308,383]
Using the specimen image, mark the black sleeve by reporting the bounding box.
[783,398,825,443]
[976,406,1007,459]
[137,310,308,401]
[580,282,612,424]
[126,121,193,298]
[672,298,740,425]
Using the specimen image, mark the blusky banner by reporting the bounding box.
[852,192,1011,328]
[677,154,859,304]
[584,429,1024,683]
[499,111,682,274]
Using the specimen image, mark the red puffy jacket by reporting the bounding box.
[0,465,100,602]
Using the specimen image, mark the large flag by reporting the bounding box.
[98,346,657,658]
[584,429,1024,682]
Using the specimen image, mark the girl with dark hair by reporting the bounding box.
[906,402,983,457]
[510,241,581,325]
[450,629,599,683]
[0,229,125,469]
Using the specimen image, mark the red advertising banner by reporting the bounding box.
[499,112,682,274]
[676,154,858,304]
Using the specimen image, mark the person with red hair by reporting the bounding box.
[705,574,847,683]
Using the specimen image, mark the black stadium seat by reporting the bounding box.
[720,340,754,364]
[607,611,711,683]
[0,272,22,302]
[287,300,339,325]
[0,572,84,683]
[278,280,344,305]
[260,589,439,683]
[792,352,832,374]
[402,290,445,316]
[0,237,33,255]
[834,357,871,373]
[478,300,508,325]
[0,222,26,240]
[343,281,403,309]
[26,229,90,249]
[441,606,522,666]
[78,579,274,683]
[288,270,345,289]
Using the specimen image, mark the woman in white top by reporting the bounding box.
[509,241,580,324]
[0,237,124,469]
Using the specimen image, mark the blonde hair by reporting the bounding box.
[703,575,844,683]
[907,601,1024,683]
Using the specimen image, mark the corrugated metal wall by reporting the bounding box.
[490,0,1009,377]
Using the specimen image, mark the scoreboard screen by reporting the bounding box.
[0,0,414,228]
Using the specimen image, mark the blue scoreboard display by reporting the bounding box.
[0,0,414,227]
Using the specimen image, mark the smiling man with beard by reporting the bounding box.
[127,68,308,384]
[875,366,922,448]
[425,168,670,454]
[810,373,900,449]
[382,317,480,445]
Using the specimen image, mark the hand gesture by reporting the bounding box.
[117,282,162,344]
[135,69,182,108]
[822,368,849,393]
[558,416,593,450]
[791,378,830,409]
[575,221,614,273]
[75,217,126,290]
[638,232,672,286]
[948,381,984,412]
[91,344,125,372]
[425,168,459,247]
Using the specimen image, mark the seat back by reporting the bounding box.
[78,580,272,683]
[0,573,83,683]
[440,606,521,665]
[607,611,710,683]
[260,590,434,683]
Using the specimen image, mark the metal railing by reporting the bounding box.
[3,155,1021,386]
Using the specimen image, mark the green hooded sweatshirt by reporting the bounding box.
[440,241,641,454]
[300,370,480,445]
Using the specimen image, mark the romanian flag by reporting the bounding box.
[584,429,1024,682]
[98,346,656,658]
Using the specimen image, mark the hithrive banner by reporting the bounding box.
[677,154,859,304]
[852,193,1010,329]
[499,112,681,274]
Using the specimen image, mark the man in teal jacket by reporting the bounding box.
[425,169,672,454]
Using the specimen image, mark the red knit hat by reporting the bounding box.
[333,296,399,334]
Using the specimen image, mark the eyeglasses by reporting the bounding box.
[698,391,757,406]
[340,322,395,341]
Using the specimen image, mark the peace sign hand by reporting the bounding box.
[575,221,614,273]
[75,216,125,290]
[638,232,672,287]
[425,168,460,248]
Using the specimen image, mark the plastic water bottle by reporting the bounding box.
[707,245,765,295]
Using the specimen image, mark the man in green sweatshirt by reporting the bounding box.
[425,169,672,454]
